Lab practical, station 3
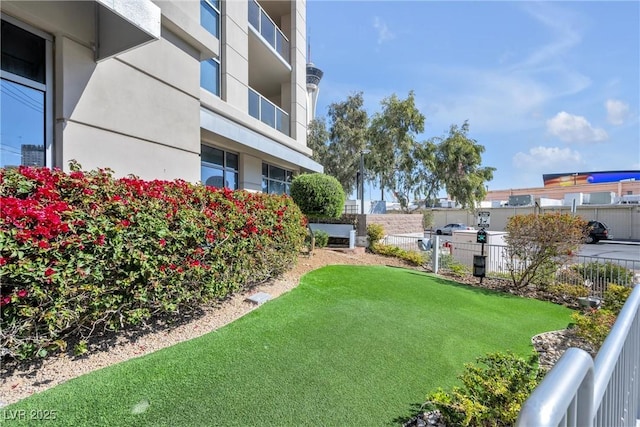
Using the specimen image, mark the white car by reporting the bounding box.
[435,223,474,235]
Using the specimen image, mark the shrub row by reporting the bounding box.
[1,164,307,359]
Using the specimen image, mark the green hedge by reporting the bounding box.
[290,173,345,218]
[0,164,307,360]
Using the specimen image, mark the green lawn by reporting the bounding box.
[3,266,572,426]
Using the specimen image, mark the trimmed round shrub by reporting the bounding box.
[313,230,329,248]
[290,173,345,218]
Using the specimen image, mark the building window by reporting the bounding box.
[201,58,220,96]
[201,145,238,190]
[1,17,52,169]
[262,163,292,195]
[200,0,220,38]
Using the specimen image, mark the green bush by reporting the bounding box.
[528,259,560,291]
[313,230,329,248]
[366,223,385,248]
[548,283,590,299]
[0,164,307,360]
[438,254,455,270]
[369,243,426,266]
[504,212,586,289]
[554,267,587,287]
[425,352,542,427]
[572,309,617,349]
[289,173,345,218]
[572,261,634,287]
[447,262,469,278]
[603,284,632,314]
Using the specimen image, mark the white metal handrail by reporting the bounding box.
[516,284,640,427]
[593,283,640,426]
[517,348,594,427]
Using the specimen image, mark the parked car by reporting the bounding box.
[586,221,612,244]
[435,223,474,235]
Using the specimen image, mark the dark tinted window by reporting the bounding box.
[1,20,45,83]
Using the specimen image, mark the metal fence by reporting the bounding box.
[382,234,423,252]
[517,283,640,427]
[380,235,639,297]
[446,240,638,298]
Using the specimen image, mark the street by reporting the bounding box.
[578,241,640,262]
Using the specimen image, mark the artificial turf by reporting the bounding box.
[2,266,573,426]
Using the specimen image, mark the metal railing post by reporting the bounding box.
[517,348,594,427]
[433,235,439,274]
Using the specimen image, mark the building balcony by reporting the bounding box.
[248,0,290,64]
[248,87,289,136]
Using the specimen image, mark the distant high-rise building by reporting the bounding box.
[306,43,323,126]
[21,144,44,167]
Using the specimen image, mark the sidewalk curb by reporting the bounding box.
[606,240,640,246]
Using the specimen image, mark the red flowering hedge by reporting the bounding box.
[0,163,307,360]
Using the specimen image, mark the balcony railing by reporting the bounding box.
[248,88,289,136]
[248,0,290,63]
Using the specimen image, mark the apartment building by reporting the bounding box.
[0,0,322,194]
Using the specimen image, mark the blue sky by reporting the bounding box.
[306,1,640,196]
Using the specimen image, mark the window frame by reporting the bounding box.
[200,0,220,39]
[200,57,220,96]
[201,145,238,190]
[262,163,293,195]
[1,14,53,168]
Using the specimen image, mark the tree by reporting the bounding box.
[307,93,368,195]
[433,121,495,209]
[504,212,588,289]
[368,91,436,212]
[307,118,330,166]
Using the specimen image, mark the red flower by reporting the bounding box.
[17,289,27,298]
[120,219,131,227]
[83,188,94,195]
[0,296,11,307]
[0,257,7,266]
[159,238,166,247]
[38,240,50,249]
[44,268,55,277]
[95,234,106,246]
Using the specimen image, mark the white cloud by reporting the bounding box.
[605,99,629,125]
[373,17,394,45]
[546,111,608,143]
[513,146,583,170]
[416,3,591,134]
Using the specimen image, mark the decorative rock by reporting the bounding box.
[245,292,271,305]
